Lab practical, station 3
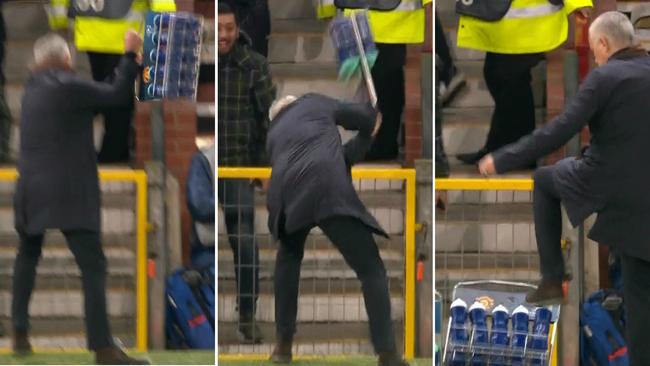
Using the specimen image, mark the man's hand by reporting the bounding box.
[478,154,496,176]
[576,7,592,19]
[124,29,143,54]
[372,113,383,138]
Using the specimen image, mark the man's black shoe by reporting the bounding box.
[238,314,263,344]
[378,352,410,366]
[270,339,292,363]
[526,280,565,305]
[457,148,488,165]
[12,329,32,357]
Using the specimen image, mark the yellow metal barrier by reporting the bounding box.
[0,168,148,353]
[218,167,417,360]
[436,178,560,366]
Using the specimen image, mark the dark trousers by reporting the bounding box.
[87,52,134,164]
[218,179,259,316]
[12,230,113,350]
[620,254,650,366]
[241,0,270,57]
[368,43,406,160]
[532,166,565,282]
[0,32,11,163]
[483,52,543,152]
[435,11,453,86]
[274,216,396,354]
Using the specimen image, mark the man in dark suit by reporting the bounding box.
[13,31,147,364]
[479,12,650,365]
[265,94,408,366]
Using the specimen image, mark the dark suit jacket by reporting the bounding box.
[492,47,650,262]
[15,53,138,235]
[266,93,387,240]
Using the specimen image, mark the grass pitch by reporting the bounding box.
[0,350,215,365]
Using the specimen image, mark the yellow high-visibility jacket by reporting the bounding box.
[457,0,593,54]
[48,0,176,54]
[317,0,432,44]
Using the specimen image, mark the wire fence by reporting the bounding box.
[217,167,416,360]
[0,169,147,352]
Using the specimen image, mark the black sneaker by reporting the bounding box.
[526,280,565,305]
[378,352,410,366]
[238,314,263,344]
[457,148,488,165]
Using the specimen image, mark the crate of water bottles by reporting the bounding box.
[443,281,561,366]
[140,11,203,101]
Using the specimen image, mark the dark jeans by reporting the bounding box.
[87,52,134,164]
[532,166,565,282]
[274,216,396,354]
[368,43,406,160]
[483,52,544,152]
[218,179,259,316]
[12,230,113,350]
[620,254,650,366]
[241,0,270,57]
[435,56,449,178]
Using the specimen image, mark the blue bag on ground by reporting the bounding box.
[580,290,628,366]
[166,266,215,349]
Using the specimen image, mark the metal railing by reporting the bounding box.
[217,167,416,360]
[436,178,560,366]
[0,168,148,352]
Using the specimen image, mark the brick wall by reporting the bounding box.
[134,0,214,264]
[404,45,423,166]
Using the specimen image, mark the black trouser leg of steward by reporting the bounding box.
[368,43,406,159]
[64,231,113,350]
[435,11,453,85]
[274,227,310,341]
[87,52,134,163]
[320,216,397,354]
[483,52,542,152]
[12,232,45,332]
[218,179,259,317]
[621,254,650,366]
[533,167,565,282]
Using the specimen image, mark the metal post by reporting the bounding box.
[147,100,168,349]
[559,50,583,366]
[421,54,433,159]
[415,159,433,357]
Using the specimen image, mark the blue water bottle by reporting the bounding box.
[449,298,469,366]
[530,307,553,366]
[469,302,488,366]
[511,305,530,366]
[490,305,510,366]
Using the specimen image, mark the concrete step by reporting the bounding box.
[444,60,546,109]
[0,232,136,248]
[0,317,135,348]
[269,0,318,20]
[218,322,403,355]
[0,289,135,317]
[0,208,136,235]
[441,107,546,157]
[218,277,404,295]
[270,63,360,100]
[217,248,405,280]
[217,233,404,252]
[3,1,50,41]
[268,31,335,64]
[0,273,134,290]
[437,202,533,222]
[436,220,536,253]
[0,247,135,276]
[218,293,404,323]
